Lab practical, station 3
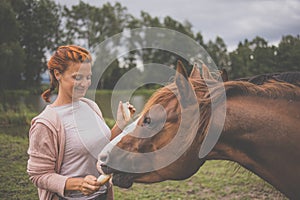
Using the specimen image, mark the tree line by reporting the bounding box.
[1,0,299,90]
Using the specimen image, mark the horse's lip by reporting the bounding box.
[112,172,136,188]
[100,164,137,188]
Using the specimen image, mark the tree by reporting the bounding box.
[206,36,230,71]
[276,35,300,72]
[63,1,129,49]
[194,32,206,49]
[11,0,61,87]
[0,43,25,90]
[249,36,277,74]
[229,39,252,79]
[0,0,25,90]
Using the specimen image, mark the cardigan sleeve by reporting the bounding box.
[27,122,68,197]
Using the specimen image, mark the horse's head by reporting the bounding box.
[98,61,222,188]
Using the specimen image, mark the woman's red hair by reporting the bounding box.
[41,45,92,103]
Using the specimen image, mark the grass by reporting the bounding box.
[0,103,36,127]
[0,133,37,199]
[0,133,287,200]
[94,89,156,99]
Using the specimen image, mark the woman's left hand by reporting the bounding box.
[116,101,136,130]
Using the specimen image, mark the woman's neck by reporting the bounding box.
[51,93,79,107]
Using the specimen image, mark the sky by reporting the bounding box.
[55,0,300,51]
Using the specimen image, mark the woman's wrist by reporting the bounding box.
[65,177,84,192]
[111,123,123,140]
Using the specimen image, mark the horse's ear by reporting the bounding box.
[176,60,188,79]
[175,60,197,108]
[220,69,228,82]
[190,63,202,80]
[201,63,214,80]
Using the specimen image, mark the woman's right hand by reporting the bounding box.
[65,175,101,196]
[79,175,101,196]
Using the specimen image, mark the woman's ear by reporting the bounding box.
[54,69,61,81]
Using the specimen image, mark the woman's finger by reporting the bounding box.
[80,175,101,195]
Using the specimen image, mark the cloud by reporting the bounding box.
[55,0,300,51]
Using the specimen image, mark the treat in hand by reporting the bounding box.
[97,174,111,185]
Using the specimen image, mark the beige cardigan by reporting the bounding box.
[27,98,113,200]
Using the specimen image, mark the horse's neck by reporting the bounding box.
[207,95,300,198]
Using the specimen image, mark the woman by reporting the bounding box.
[27,45,135,200]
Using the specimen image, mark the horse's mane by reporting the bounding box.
[223,80,300,100]
[236,71,300,86]
[188,76,300,103]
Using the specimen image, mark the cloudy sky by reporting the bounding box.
[57,0,300,51]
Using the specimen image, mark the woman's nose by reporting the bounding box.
[79,79,91,87]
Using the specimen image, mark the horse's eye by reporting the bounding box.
[143,117,151,125]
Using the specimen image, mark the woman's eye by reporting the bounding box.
[143,117,151,125]
[74,75,82,81]
[74,75,91,81]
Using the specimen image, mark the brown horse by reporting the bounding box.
[99,61,300,199]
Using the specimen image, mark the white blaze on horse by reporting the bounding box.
[99,61,300,199]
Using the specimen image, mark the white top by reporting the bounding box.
[53,100,111,199]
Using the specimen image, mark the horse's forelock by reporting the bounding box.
[141,85,177,115]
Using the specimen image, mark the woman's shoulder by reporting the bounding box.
[80,97,97,107]
[31,105,61,131]
[80,97,103,118]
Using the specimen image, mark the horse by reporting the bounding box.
[99,61,300,199]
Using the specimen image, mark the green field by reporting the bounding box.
[0,133,286,200]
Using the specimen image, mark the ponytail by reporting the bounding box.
[41,88,52,103]
[41,70,58,102]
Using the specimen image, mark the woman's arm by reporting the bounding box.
[27,123,68,197]
[110,101,136,140]
[28,123,103,197]
[110,124,123,140]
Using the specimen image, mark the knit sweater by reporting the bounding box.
[27,98,113,200]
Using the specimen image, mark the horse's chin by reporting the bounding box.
[112,173,136,188]
[112,172,165,188]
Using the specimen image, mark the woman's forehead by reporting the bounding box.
[67,62,92,74]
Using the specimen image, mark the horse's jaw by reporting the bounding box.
[111,170,189,188]
[108,171,165,188]
[132,171,166,184]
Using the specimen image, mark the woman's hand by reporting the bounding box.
[79,175,102,196]
[116,101,136,130]
[65,175,101,196]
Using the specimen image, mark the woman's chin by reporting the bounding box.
[73,91,87,99]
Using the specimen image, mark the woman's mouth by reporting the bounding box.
[74,88,86,93]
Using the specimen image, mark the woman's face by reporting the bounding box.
[57,62,92,102]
